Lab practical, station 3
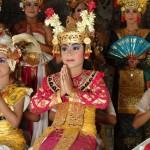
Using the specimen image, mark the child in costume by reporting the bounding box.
[0,28,32,150]
[30,4,109,150]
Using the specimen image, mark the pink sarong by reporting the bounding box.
[39,129,97,150]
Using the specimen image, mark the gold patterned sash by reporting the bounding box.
[118,68,144,114]
[33,102,85,150]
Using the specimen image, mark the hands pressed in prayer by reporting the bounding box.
[60,66,66,97]
[26,25,33,35]
[60,65,73,97]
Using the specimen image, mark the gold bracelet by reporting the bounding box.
[56,90,62,103]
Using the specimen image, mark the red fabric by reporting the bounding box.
[144,143,150,150]
[22,66,38,93]
[121,15,125,23]
[138,16,141,24]
[31,70,109,114]
[22,66,38,136]
[39,129,97,150]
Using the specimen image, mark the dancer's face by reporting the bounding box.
[73,2,87,21]
[24,0,40,18]
[125,7,139,25]
[0,52,9,78]
[61,43,84,69]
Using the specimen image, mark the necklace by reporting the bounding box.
[126,28,139,35]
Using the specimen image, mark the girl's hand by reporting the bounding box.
[26,25,33,35]
[60,66,66,97]
[62,65,73,95]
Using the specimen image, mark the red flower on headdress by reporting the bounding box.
[45,8,55,19]
[144,143,150,150]
[88,1,96,12]
[39,2,44,10]
[114,0,118,8]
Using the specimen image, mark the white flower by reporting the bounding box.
[77,10,95,34]
[45,13,64,39]
[19,2,23,8]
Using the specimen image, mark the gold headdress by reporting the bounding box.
[0,0,2,11]
[115,0,149,14]
[20,0,44,8]
[0,28,21,71]
[45,2,96,58]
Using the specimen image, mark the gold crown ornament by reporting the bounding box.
[20,0,44,9]
[45,2,96,58]
[114,0,149,14]
[0,28,21,72]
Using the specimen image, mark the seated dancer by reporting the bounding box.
[66,0,114,97]
[30,4,109,150]
[0,28,32,149]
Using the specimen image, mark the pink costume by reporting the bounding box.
[31,70,109,150]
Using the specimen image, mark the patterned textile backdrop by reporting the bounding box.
[0,0,149,34]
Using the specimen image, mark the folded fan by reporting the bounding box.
[108,36,150,59]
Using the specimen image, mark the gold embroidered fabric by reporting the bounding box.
[54,128,80,150]
[82,106,96,136]
[115,28,150,39]
[63,103,85,128]
[0,121,26,150]
[118,68,144,114]
[33,103,96,149]
[0,85,30,115]
[0,85,30,149]
[52,103,85,149]
[32,70,106,149]
[52,103,69,127]
[33,127,55,150]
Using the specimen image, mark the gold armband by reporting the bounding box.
[56,90,62,103]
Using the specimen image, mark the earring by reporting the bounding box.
[121,15,125,23]
[39,9,41,12]
[22,9,24,11]
[84,37,92,59]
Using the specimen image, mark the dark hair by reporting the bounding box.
[71,2,88,16]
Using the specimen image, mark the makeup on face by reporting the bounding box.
[74,3,87,13]
[25,2,39,8]
[125,9,138,14]
[76,7,87,13]
[61,43,81,52]
[0,57,7,63]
